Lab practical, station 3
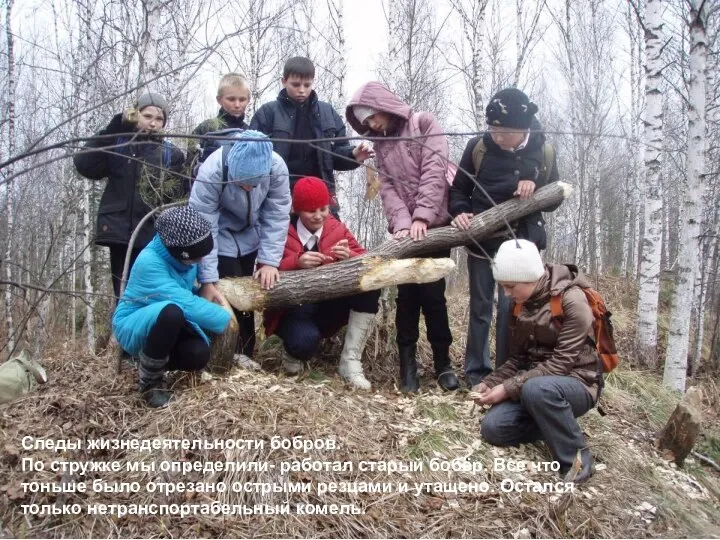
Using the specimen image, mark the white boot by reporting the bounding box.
[338,310,375,390]
[280,349,304,375]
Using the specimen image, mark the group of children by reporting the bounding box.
[74,56,598,483]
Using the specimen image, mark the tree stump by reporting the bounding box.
[206,295,239,374]
[656,386,704,466]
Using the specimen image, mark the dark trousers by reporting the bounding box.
[395,249,452,348]
[218,252,257,357]
[144,304,210,371]
[480,376,594,471]
[109,244,143,302]
[276,291,380,360]
[464,255,511,385]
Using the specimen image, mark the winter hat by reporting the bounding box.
[485,88,538,130]
[227,130,273,186]
[353,105,379,126]
[293,176,330,212]
[136,92,169,121]
[155,206,213,261]
[492,239,545,283]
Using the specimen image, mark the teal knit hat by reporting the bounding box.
[227,130,273,186]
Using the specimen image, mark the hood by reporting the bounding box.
[527,263,591,307]
[346,82,412,134]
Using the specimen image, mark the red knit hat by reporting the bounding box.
[292,177,330,212]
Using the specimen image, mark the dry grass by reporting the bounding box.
[1,286,720,538]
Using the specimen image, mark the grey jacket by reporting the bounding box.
[189,148,290,283]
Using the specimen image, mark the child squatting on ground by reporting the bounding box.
[475,239,600,483]
[346,81,460,394]
[189,130,290,365]
[112,206,231,408]
[263,177,380,389]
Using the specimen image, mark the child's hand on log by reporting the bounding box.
[298,252,332,269]
[410,220,427,241]
[330,239,350,260]
[254,265,280,290]
[514,180,536,199]
[199,282,224,305]
[451,213,474,230]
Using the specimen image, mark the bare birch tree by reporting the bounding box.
[664,0,709,390]
[636,0,665,367]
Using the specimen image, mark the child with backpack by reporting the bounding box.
[263,177,379,388]
[73,92,187,301]
[475,239,609,484]
[187,73,251,171]
[449,88,560,388]
[346,81,460,394]
[113,206,231,408]
[189,130,290,362]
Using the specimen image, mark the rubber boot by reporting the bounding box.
[338,311,374,389]
[138,351,172,408]
[432,344,459,391]
[398,344,420,394]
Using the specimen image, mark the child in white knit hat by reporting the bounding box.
[473,239,600,484]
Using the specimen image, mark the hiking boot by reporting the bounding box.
[398,344,419,394]
[431,344,459,391]
[337,311,374,390]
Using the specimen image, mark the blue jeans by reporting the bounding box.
[464,255,511,385]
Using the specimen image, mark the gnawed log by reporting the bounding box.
[655,386,703,466]
[218,257,456,311]
[217,182,572,312]
[207,295,240,374]
[370,181,572,258]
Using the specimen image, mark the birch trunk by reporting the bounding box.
[139,0,162,86]
[636,0,664,367]
[3,0,16,353]
[79,0,95,351]
[663,0,708,391]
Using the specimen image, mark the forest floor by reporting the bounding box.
[1,273,720,538]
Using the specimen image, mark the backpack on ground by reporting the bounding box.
[511,267,619,373]
[471,139,555,185]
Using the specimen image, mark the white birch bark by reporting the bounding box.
[663,0,708,391]
[635,0,665,367]
[139,0,162,86]
[78,0,95,351]
[3,0,16,352]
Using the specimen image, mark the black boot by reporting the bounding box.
[398,345,420,394]
[139,351,172,408]
[432,344,459,391]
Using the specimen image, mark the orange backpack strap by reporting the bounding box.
[549,294,564,319]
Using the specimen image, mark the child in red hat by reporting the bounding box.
[263,177,379,389]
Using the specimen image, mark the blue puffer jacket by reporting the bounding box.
[112,235,231,355]
[189,148,290,283]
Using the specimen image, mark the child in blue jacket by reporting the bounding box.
[113,206,231,408]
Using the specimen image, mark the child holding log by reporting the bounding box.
[346,82,459,393]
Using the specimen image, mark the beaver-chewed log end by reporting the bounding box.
[360,257,455,290]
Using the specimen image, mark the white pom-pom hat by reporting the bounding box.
[492,239,545,283]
